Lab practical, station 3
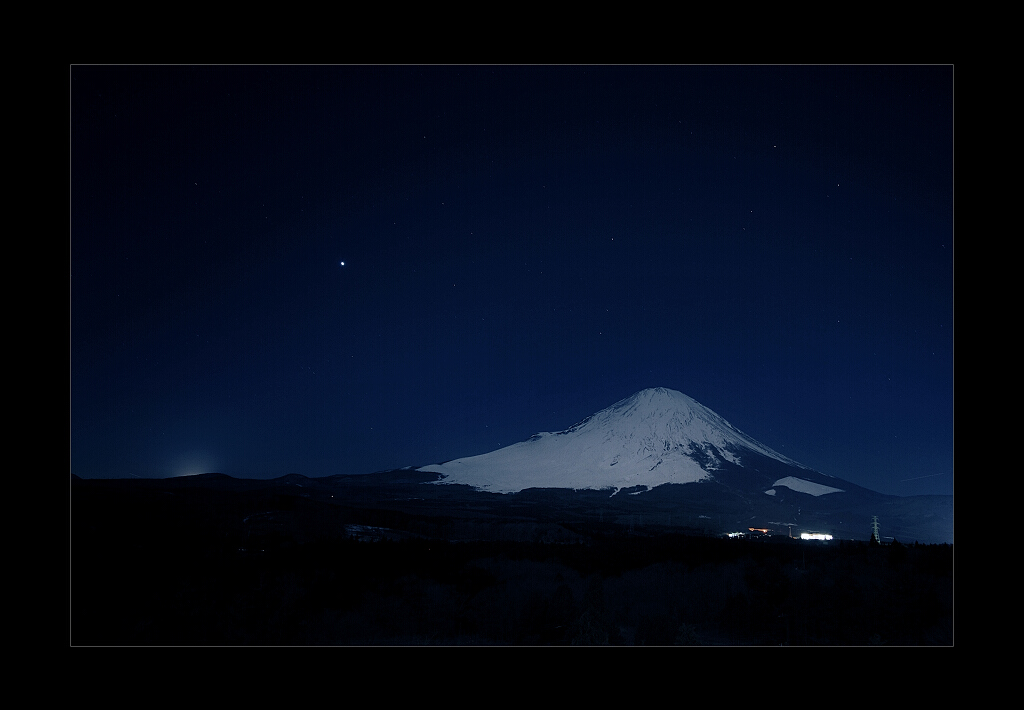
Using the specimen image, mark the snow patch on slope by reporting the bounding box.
[772,476,844,496]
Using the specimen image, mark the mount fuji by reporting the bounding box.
[414,387,952,543]
[421,388,840,496]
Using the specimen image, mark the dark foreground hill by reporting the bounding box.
[71,473,952,645]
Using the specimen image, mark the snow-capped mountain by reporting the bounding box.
[419,387,837,495]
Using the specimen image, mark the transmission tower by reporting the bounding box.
[871,516,881,545]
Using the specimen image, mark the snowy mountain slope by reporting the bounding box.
[418,387,822,494]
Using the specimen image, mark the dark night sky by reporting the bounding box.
[70,66,953,496]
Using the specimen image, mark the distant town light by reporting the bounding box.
[800,532,833,541]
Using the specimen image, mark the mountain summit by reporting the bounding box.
[419,387,822,494]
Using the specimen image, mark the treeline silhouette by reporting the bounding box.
[71,478,952,645]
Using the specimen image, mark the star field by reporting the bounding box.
[71,65,953,496]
